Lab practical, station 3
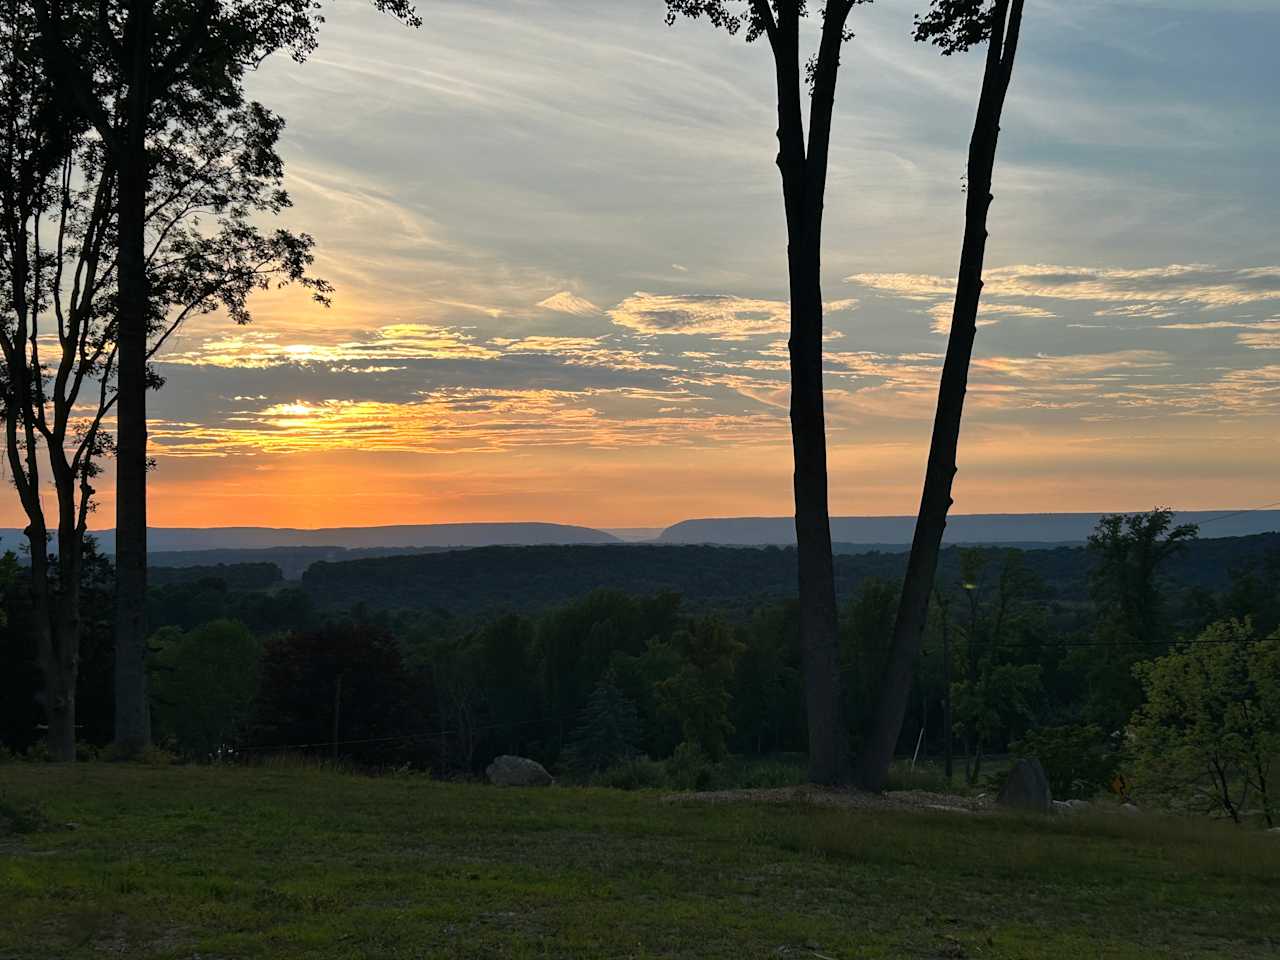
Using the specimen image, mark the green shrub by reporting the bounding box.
[1129,621,1279,824]
[713,755,806,790]
[591,756,668,791]
[1011,724,1120,800]
[666,740,713,791]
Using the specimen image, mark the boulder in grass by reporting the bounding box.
[486,755,554,787]
[996,758,1052,814]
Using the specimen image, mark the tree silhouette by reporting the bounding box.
[30,0,416,755]
[663,0,867,784]
[856,0,1027,791]
[1081,508,1198,730]
[2,2,329,760]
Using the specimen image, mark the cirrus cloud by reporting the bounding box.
[608,292,857,339]
[851,263,1280,311]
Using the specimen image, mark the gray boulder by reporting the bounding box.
[996,758,1052,814]
[486,754,554,787]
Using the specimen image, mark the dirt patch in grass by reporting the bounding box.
[661,784,991,814]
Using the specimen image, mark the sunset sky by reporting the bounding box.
[26,0,1280,531]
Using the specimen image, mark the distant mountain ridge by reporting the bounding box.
[658,511,1280,545]
[0,521,619,555]
[4,511,1276,561]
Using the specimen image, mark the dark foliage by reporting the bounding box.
[915,0,995,53]
[563,679,643,773]
[1011,724,1119,800]
[148,563,282,591]
[4,521,1278,782]
[299,536,1280,618]
[247,621,423,765]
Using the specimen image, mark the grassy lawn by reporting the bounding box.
[1,764,1277,959]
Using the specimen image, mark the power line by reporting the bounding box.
[1194,499,1280,527]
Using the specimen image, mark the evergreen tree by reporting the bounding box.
[563,677,643,773]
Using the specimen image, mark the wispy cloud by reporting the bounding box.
[608,293,857,338]
[854,264,1280,311]
[927,302,1054,335]
[608,292,792,338]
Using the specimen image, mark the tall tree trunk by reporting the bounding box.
[43,628,78,761]
[765,0,854,787]
[51,479,86,761]
[112,3,153,755]
[788,251,845,784]
[26,526,77,761]
[856,0,1024,792]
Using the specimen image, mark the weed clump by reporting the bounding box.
[0,792,52,835]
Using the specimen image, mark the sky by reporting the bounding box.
[30,0,1280,530]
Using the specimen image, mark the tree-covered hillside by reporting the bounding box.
[298,534,1280,616]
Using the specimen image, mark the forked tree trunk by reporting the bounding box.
[112,7,153,755]
[4,369,78,760]
[767,1,855,786]
[856,0,1024,792]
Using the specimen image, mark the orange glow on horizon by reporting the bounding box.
[5,417,1275,532]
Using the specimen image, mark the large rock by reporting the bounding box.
[997,758,1052,814]
[486,755,553,787]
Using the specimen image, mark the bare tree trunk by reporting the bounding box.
[764,0,854,787]
[855,0,1024,792]
[43,633,78,761]
[27,528,77,761]
[789,257,845,784]
[112,5,153,755]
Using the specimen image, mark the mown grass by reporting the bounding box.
[1,763,1276,959]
